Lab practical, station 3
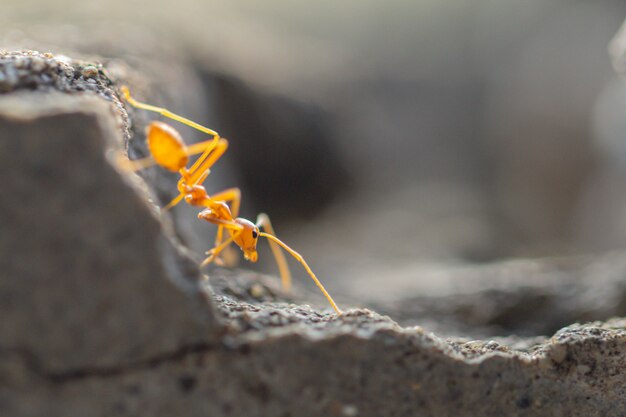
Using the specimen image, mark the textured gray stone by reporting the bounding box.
[0,91,220,374]
[2,306,625,417]
[1,51,625,417]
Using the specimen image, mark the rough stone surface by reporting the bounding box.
[0,50,131,141]
[3,304,625,416]
[0,91,220,374]
[1,51,626,417]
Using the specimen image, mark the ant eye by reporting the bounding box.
[252,230,259,239]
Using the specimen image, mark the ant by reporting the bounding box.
[119,86,341,315]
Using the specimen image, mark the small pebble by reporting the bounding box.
[82,65,99,78]
[13,57,27,69]
[249,283,265,299]
[5,66,18,86]
[30,57,46,72]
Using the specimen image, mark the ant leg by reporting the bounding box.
[255,214,292,291]
[115,151,157,172]
[119,121,221,175]
[164,139,229,210]
[122,86,224,179]
[198,219,243,267]
[121,87,230,209]
[185,138,229,187]
[257,213,341,314]
[208,188,242,266]
[211,188,242,218]
[200,233,239,267]
[164,191,185,211]
[116,141,217,174]
[163,139,228,210]
[121,86,220,137]
[163,170,212,211]
[211,188,242,244]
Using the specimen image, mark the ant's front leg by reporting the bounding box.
[201,233,240,267]
[197,205,242,267]
[208,188,242,266]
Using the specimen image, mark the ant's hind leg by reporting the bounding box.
[121,86,220,137]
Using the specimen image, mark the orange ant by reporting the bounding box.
[119,86,341,315]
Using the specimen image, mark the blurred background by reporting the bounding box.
[3,0,626,302]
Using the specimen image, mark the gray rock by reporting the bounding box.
[0,91,220,375]
[0,51,625,417]
[0,50,131,141]
[362,254,626,338]
[2,305,625,416]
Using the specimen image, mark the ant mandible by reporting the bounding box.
[119,86,341,315]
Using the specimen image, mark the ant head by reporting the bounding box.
[146,121,189,172]
[233,218,260,262]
